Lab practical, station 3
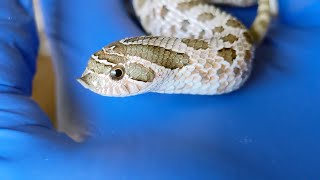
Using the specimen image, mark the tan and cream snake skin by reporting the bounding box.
[78,0,273,97]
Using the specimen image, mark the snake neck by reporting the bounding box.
[249,0,272,44]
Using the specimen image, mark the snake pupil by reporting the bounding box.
[114,69,122,77]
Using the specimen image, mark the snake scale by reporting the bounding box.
[78,0,272,97]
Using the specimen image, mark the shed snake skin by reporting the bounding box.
[78,0,273,97]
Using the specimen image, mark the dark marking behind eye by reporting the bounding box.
[127,63,155,82]
[124,37,190,70]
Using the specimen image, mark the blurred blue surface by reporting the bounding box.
[0,0,320,179]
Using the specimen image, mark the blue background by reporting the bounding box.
[0,0,319,179]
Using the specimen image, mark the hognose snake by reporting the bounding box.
[78,0,273,97]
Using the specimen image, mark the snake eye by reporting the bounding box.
[110,65,125,80]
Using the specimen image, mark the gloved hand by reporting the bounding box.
[1,0,319,179]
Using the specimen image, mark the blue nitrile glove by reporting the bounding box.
[1,0,320,179]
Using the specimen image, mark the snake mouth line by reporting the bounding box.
[77,77,90,90]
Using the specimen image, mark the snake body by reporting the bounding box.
[78,0,272,97]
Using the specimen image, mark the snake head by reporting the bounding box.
[77,44,157,97]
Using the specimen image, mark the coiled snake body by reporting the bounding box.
[78,0,272,97]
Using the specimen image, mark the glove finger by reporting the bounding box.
[279,0,320,28]
[0,0,38,95]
